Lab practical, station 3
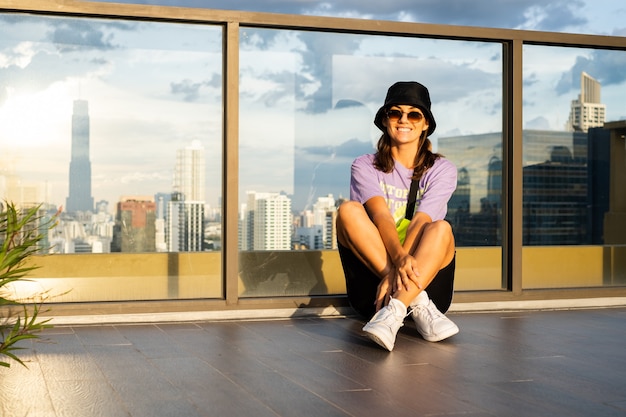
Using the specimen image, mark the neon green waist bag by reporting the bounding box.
[396,217,411,245]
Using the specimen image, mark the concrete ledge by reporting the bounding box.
[449,297,626,313]
[42,297,626,326]
[43,306,354,326]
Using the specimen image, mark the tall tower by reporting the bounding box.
[166,194,205,252]
[66,100,94,212]
[566,72,606,132]
[167,141,206,252]
[173,140,205,202]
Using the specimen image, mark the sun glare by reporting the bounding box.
[0,82,73,149]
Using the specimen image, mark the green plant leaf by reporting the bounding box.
[1,201,58,368]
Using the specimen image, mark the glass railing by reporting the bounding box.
[522,45,626,289]
[1,1,625,309]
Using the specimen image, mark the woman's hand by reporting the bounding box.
[394,254,421,293]
[374,271,395,312]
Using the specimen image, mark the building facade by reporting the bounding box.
[111,196,157,252]
[173,140,206,202]
[566,72,606,132]
[439,129,609,246]
[167,196,205,252]
[65,100,94,213]
[242,191,292,250]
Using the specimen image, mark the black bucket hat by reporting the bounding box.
[374,81,436,136]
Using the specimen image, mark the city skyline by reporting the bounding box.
[1,66,619,216]
[2,5,625,214]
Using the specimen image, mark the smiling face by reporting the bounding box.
[382,104,430,147]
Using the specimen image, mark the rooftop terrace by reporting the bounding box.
[2,306,625,417]
[1,3,626,415]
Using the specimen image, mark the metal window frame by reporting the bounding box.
[2,0,626,316]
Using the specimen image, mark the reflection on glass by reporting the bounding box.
[523,45,626,288]
[439,134,503,246]
[238,28,504,296]
[0,14,223,257]
[523,46,625,246]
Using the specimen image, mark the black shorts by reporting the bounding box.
[338,243,456,318]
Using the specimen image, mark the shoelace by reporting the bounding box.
[376,303,404,325]
[409,301,443,322]
[382,311,398,326]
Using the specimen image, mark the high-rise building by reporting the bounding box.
[167,141,206,252]
[312,194,337,249]
[66,100,94,213]
[154,193,171,252]
[522,147,590,245]
[439,128,609,246]
[166,193,205,252]
[173,140,205,202]
[242,191,292,250]
[111,196,157,252]
[294,224,323,249]
[566,72,606,132]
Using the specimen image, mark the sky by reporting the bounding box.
[1,0,625,213]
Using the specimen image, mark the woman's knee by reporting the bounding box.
[427,219,452,235]
[338,200,363,214]
[427,220,455,247]
[435,220,456,258]
[336,201,376,248]
[337,201,366,225]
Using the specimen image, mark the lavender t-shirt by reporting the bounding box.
[350,154,457,224]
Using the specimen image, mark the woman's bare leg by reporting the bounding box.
[336,201,392,279]
[392,220,454,304]
[338,202,455,309]
[409,221,454,286]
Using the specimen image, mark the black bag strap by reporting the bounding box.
[405,169,419,220]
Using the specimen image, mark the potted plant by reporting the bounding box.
[0,201,58,368]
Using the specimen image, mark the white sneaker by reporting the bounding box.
[410,292,459,342]
[362,298,406,351]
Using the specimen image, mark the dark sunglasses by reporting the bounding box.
[386,109,425,123]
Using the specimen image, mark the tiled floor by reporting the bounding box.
[1,307,626,416]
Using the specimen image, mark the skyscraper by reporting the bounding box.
[65,100,94,212]
[173,140,205,202]
[167,141,206,252]
[566,72,606,132]
[439,129,602,246]
[166,194,205,252]
[312,194,337,249]
[242,191,292,250]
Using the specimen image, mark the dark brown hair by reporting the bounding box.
[373,130,441,180]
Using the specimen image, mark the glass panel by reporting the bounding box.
[522,45,626,288]
[0,14,224,301]
[238,28,504,297]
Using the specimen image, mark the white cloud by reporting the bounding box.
[0,41,36,68]
[2,2,624,213]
